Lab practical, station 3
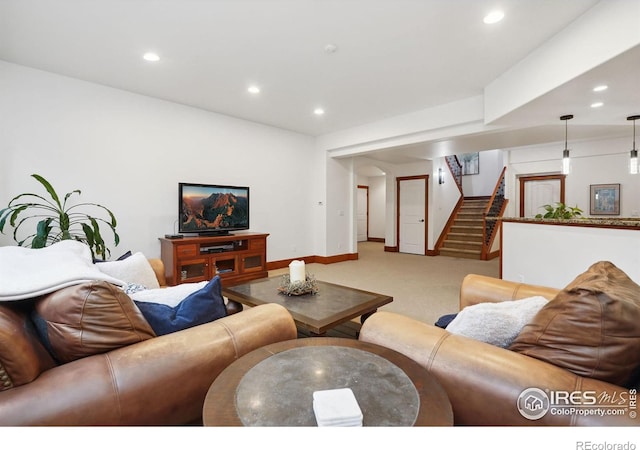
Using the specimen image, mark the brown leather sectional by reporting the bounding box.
[0,260,297,425]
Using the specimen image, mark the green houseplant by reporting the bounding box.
[535,202,583,219]
[0,174,119,260]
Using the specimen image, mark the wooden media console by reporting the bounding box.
[159,232,269,286]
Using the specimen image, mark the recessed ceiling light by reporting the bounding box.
[324,44,338,54]
[143,52,160,62]
[247,85,260,94]
[591,102,604,108]
[313,108,325,116]
[483,10,505,24]
[593,85,608,92]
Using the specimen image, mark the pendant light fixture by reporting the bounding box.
[560,114,573,175]
[628,115,639,175]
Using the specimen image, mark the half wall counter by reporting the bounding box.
[499,217,640,288]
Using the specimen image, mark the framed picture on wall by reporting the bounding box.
[590,183,620,215]
[460,152,479,175]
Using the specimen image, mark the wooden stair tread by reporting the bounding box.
[446,200,485,258]
[444,239,482,245]
[437,197,499,260]
[441,249,481,255]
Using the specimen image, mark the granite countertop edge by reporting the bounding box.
[489,217,640,228]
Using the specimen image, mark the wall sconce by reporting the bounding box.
[628,115,639,175]
[560,114,573,175]
[438,167,445,184]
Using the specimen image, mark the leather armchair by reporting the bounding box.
[359,274,638,426]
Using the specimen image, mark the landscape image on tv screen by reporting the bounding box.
[180,184,249,233]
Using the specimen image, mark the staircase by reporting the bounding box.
[439,198,489,260]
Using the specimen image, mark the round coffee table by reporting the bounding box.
[202,337,453,426]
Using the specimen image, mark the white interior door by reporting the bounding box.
[357,186,368,242]
[524,179,562,217]
[399,178,426,255]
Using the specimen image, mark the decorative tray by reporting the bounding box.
[277,274,319,296]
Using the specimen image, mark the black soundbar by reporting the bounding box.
[201,244,234,253]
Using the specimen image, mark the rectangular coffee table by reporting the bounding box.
[222,277,393,335]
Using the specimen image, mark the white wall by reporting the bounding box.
[501,221,640,288]
[353,174,385,241]
[431,157,461,248]
[326,155,353,254]
[462,149,504,197]
[506,136,640,218]
[352,157,398,248]
[368,176,386,239]
[354,174,386,241]
[0,61,318,261]
[310,143,328,257]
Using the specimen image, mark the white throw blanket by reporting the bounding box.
[0,240,126,301]
[131,281,208,307]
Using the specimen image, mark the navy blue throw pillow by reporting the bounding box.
[93,250,132,264]
[134,276,227,336]
[435,313,457,329]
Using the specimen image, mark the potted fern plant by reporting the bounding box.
[535,202,583,219]
[0,174,119,260]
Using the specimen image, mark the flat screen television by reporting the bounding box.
[178,182,250,236]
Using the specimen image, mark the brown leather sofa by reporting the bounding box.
[0,259,297,425]
[359,274,638,426]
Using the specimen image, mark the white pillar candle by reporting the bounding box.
[289,260,306,284]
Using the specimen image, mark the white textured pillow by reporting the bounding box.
[96,252,160,289]
[131,281,208,307]
[446,296,549,348]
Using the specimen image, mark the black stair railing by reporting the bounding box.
[445,155,462,193]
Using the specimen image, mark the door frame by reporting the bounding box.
[396,175,429,255]
[357,185,369,241]
[519,174,566,217]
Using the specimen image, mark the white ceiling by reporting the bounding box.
[1,0,638,166]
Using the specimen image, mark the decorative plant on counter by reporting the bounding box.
[0,174,119,259]
[535,202,583,219]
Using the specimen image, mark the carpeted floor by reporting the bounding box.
[269,241,500,326]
